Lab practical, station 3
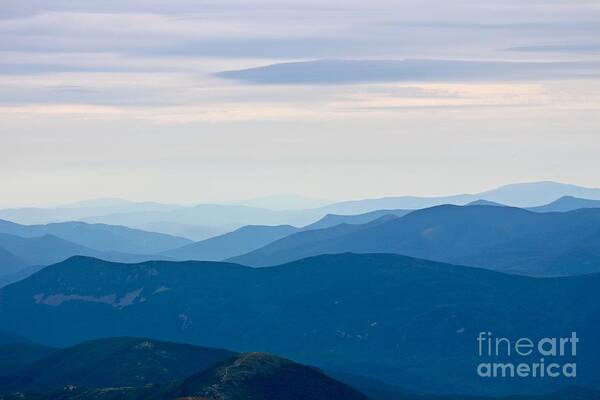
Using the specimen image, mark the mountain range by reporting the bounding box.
[528,196,600,212]
[162,211,406,262]
[318,181,600,214]
[0,337,233,392]
[1,335,598,400]
[230,205,600,276]
[0,337,368,400]
[160,194,600,264]
[0,219,191,254]
[0,232,172,287]
[162,224,300,261]
[303,208,412,230]
[0,233,158,266]
[2,253,598,395]
[2,182,600,237]
[2,182,600,398]
[0,200,181,225]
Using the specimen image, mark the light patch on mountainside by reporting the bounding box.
[153,286,170,294]
[33,288,144,308]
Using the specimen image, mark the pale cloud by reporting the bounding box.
[0,11,335,39]
[1,0,599,205]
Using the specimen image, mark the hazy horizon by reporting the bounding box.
[2,180,600,210]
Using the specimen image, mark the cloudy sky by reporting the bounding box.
[1,0,599,207]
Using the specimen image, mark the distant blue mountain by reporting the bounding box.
[479,181,600,208]
[319,194,471,215]
[228,215,398,267]
[194,194,600,263]
[80,204,322,234]
[163,225,300,261]
[304,209,412,230]
[232,205,600,276]
[0,246,26,277]
[164,211,412,262]
[0,200,182,225]
[466,199,506,207]
[320,181,600,214]
[528,196,600,212]
[0,265,45,289]
[2,182,599,232]
[0,233,171,283]
[0,219,191,254]
[135,221,231,241]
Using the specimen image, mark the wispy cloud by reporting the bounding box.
[505,44,600,54]
[217,59,600,85]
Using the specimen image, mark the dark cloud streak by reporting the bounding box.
[216,59,600,85]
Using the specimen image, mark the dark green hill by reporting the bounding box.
[168,352,370,400]
[0,343,57,376]
[1,337,234,391]
[2,385,599,400]
[0,332,57,383]
[0,331,30,345]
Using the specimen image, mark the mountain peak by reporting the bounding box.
[466,199,505,207]
[169,352,369,400]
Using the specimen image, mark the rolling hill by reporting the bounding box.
[528,196,600,213]
[167,352,369,400]
[0,219,191,254]
[0,331,30,346]
[163,211,408,262]
[0,233,172,283]
[0,341,371,400]
[0,202,322,239]
[81,204,321,234]
[466,199,506,207]
[0,342,57,376]
[0,331,57,377]
[231,205,600,276]
[163,225,299,261]
[0,233,109,267]
[0,265,45,288]
[303,209,412,230]
[0,337,234,392]
[1,254,598,395]
[0,200,182,225]
[160,194,600,264]
[228,215,398,267]
[0,246,26,276]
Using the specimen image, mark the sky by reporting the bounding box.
[1,0,600,207]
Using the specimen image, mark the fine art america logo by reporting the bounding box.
[476,332,578,378]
